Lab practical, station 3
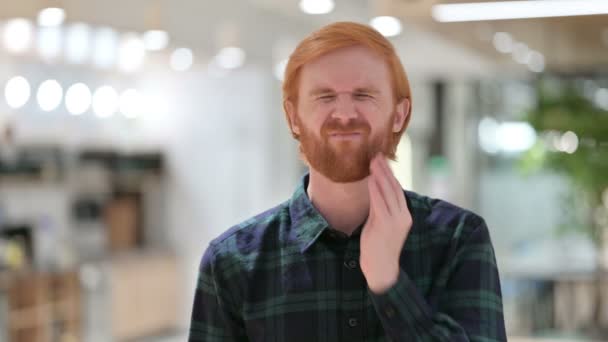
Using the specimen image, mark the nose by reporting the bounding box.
[330,93,358,122]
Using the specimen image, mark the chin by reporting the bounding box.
[321,166,370,183]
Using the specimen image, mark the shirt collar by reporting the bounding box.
[287,172,415,253]
[288,172,330,253]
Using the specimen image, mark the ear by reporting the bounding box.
[284,100,301,137]
[392,98,410,133]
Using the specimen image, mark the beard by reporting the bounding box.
[297,113,395,183]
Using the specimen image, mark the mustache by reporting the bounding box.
[321,118,371,135]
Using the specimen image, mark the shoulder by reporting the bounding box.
[205,201,291,262]
[405,190,489,243]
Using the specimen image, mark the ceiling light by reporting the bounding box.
[512,42,530,64]
[92,86,119,118]
[527,51,545,73]
[4,76,31,109]
[433,0,608,22]
[37,26,62,60]
[215,47,245,69]
[3,18,33,54]
[37,80,63,112]
[65,83,92,115]
[492,32,513,53]
[37,7,66,27]
[65,23,92,64]
[370,16,402,37]
[299,0,335,15]
[92,27,118,69]
[142,30,169,51]
[170,48,194,71]
[118,33,146,72]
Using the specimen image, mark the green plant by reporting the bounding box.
[519,77,608,335]
[520,78,608,245]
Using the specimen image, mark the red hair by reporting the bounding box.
[282,21,412,153]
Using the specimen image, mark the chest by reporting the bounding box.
[238,241,440,342]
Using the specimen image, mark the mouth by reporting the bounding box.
[328,131,362,139]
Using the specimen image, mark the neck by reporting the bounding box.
[306,168,370,236]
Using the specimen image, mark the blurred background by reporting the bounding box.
[0,0,607,341]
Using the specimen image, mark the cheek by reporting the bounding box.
[299,106,327,129]
[357,98,389,117]
[371,114,395,135]
[358,99,382,113]
[295,113,322,136]
[362,104,386,122]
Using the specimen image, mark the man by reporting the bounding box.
[189,22,506,341]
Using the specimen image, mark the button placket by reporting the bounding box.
[385,305,396,318]
[340,238,365,339]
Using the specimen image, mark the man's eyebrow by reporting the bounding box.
[353,87,380,94]
[308,86,381,96]
[308,88,335,97]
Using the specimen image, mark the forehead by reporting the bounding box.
[299,45,391,93]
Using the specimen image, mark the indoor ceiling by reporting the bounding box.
[0,0,605,74]
[388,0,608,73]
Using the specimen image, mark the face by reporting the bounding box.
[286,45,408,183]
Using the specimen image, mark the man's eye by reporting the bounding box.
[318,95,336,102]
[354,93,372,100]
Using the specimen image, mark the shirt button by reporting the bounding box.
[344,259,358,269]
[348,317,359,327]
[385,306,396,318]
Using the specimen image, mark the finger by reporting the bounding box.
[377,156,402,208]
[366,177,375,223]
[378,156,407,212]
[372,155,400,215]
[368,165,390,219]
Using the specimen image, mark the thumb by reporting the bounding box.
[366,180,376,228]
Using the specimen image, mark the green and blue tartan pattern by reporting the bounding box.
[189,173,506,341]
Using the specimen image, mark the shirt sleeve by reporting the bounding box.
[368,220,507,341]
[188,242,248,342]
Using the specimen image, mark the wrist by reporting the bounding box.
[367,264,400,294]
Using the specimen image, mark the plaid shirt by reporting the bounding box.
[189,173,506,341]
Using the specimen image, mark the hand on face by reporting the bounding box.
[360,153,413,294]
